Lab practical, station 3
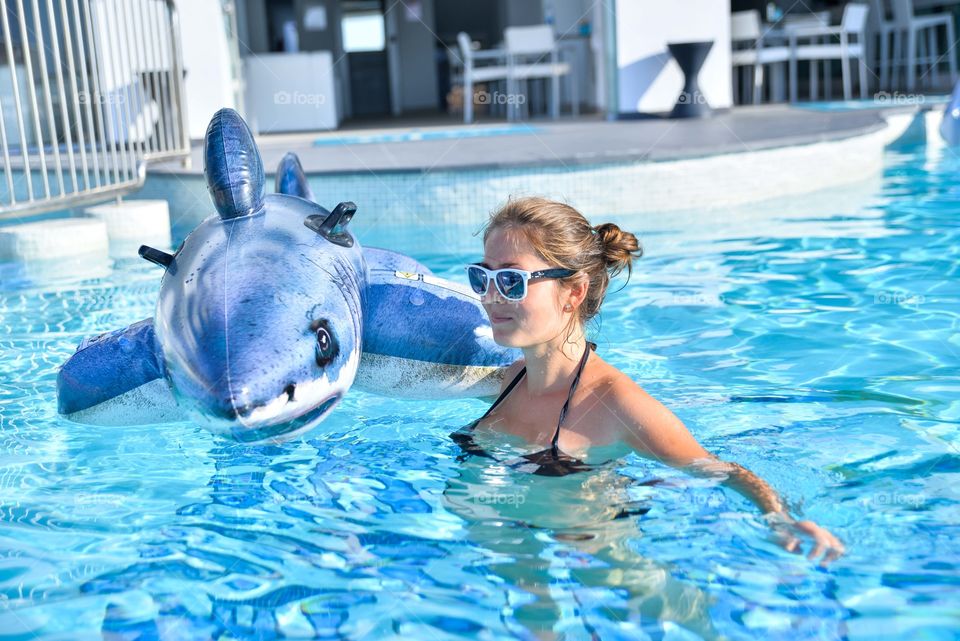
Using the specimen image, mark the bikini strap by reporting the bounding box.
[551,341,596,450]
[476,365,527,424]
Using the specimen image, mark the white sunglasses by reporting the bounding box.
[464,264,575,301]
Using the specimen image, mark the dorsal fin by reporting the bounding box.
[304,202,356,247]
[275,152,315,202]
[203,108,264,220]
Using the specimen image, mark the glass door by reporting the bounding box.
[341,0,391,118]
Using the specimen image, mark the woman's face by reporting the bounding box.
[480,226,569,348]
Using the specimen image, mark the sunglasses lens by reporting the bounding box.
[467,266,488,295]
[497,271,526,300]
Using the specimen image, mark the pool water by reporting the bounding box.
[312,124,543,146]
[0,141,958,640]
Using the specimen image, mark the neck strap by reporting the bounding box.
[552,340,596,449]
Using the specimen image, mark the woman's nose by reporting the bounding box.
[482,285,505,304]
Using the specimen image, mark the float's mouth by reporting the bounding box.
[226,393,342,444]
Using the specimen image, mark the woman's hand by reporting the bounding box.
[764,513,845,566]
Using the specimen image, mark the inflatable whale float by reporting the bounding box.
[941,79,960,146]
[56,108,517,443]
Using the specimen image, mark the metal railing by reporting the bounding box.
[0,0,189,220]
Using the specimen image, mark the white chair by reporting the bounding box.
[730,10,791,103]
[456,32,511,124]
[503,25,574,121]
[784,11,834,100]
[889,0,957,91]
[789,4,871,101]
[867,0,897,91]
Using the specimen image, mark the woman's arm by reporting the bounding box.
[604,378,845,565]
[612,390,788,513]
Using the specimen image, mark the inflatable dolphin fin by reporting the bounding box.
[356,268,517,399]
[275,152,316,202]
[204,108,265,220]
[304,201,356,247]
[274,154,355,246]
[57,318,184,425]
[138,245,174,269]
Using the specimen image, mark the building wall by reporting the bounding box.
[502,0,543,28]
[615,0,732,114]
[294,0,342,53]
[294,0,349,119]
[176,0,238,139]
[394,0,441,112]
[550,0,598,112]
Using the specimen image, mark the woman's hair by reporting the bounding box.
[481,196,642,328]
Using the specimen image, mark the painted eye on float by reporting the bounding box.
[311,319,338,366]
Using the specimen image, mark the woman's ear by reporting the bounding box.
[565,275,589,310]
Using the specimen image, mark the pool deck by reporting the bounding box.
[149,103,922,177]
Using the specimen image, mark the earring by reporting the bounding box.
[563,304,572,312]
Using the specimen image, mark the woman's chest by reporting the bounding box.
[478,389,620,452]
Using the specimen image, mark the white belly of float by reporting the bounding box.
[354,352,505,399]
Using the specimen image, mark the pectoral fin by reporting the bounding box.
[57,318,184,425]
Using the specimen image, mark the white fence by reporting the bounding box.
[0,0,189,219]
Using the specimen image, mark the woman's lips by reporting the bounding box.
[490,315,512,324]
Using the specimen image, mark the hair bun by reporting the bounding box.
[593,223,642,278]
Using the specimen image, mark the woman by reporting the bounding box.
[453,196,845,566]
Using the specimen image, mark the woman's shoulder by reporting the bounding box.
[584,357,668,428]
[497,358,526,395]
[585,353,632,392]
[586,356,711,462]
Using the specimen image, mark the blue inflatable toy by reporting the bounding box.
[56,108,517,443]
[940,79,960,146]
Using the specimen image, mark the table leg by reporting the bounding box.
[771,62,786,102]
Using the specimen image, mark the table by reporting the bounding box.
[763,16,836,102]
[667,40,714,118]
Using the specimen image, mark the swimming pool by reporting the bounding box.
[0,139,957,640]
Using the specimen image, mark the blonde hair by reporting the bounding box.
[481,196,642,329]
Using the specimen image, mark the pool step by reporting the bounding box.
[0,199,171,263]
[0,217,109,262]
[84,199,171,255]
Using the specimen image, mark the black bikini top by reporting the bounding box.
[451,341,608,477]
